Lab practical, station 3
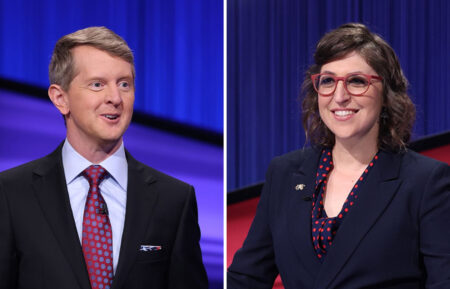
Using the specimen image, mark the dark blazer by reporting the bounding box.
[228,148,450,289]
[0,144,208,289]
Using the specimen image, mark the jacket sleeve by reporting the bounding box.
[419,162,450,288]
[167,186,209,289]
[228,159,279,289]
[0,180,18,289]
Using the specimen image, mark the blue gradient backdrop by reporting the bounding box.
[0,0,223,133]
[0,0,223,287]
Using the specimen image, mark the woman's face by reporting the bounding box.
[318,52,383,146]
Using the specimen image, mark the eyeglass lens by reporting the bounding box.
[315,74,370,95]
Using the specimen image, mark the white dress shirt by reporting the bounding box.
[62,139,128,273]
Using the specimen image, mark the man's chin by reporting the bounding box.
[98,136,124,151]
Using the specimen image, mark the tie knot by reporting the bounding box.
[82,165,108,185]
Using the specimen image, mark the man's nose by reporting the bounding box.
[105,85,123,105]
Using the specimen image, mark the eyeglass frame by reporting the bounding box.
[311,73,383,96]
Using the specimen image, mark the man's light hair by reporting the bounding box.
[49,26,135,91]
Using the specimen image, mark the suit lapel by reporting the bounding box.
[287,149,323,276]
[112,153,159,289]
[313,150,403,289]
[32,145,92,289]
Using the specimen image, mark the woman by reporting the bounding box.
[228,23,450,289]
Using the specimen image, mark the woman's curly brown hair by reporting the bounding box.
[301,23,415,151]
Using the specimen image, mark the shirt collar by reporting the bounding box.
[62,139,128,191]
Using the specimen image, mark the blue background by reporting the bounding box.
[227,0,450,190]
[0,0,223,133]
[0,0,223,287]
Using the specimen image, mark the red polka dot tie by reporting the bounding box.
[81,165,113,289]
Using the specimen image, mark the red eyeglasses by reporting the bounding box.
[311,73,383,96]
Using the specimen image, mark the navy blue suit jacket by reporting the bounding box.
[228,148,450,289]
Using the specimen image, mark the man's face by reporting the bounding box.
[62,45,134,150]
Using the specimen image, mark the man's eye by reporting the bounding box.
[89,82,104,90]
[119,81,131,89]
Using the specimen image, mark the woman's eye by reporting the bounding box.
[348,76,368,86]
[319,76,335,86]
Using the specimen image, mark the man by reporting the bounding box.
[0,27,208,289]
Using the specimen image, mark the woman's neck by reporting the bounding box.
[332,139,378,172]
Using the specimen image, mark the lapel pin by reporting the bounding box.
[140,245,162,252]
[295,184,306,191]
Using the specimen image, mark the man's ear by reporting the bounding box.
[48,84,70,115]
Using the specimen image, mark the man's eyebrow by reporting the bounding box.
[83,76,106,81]
[117,75,133,81]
